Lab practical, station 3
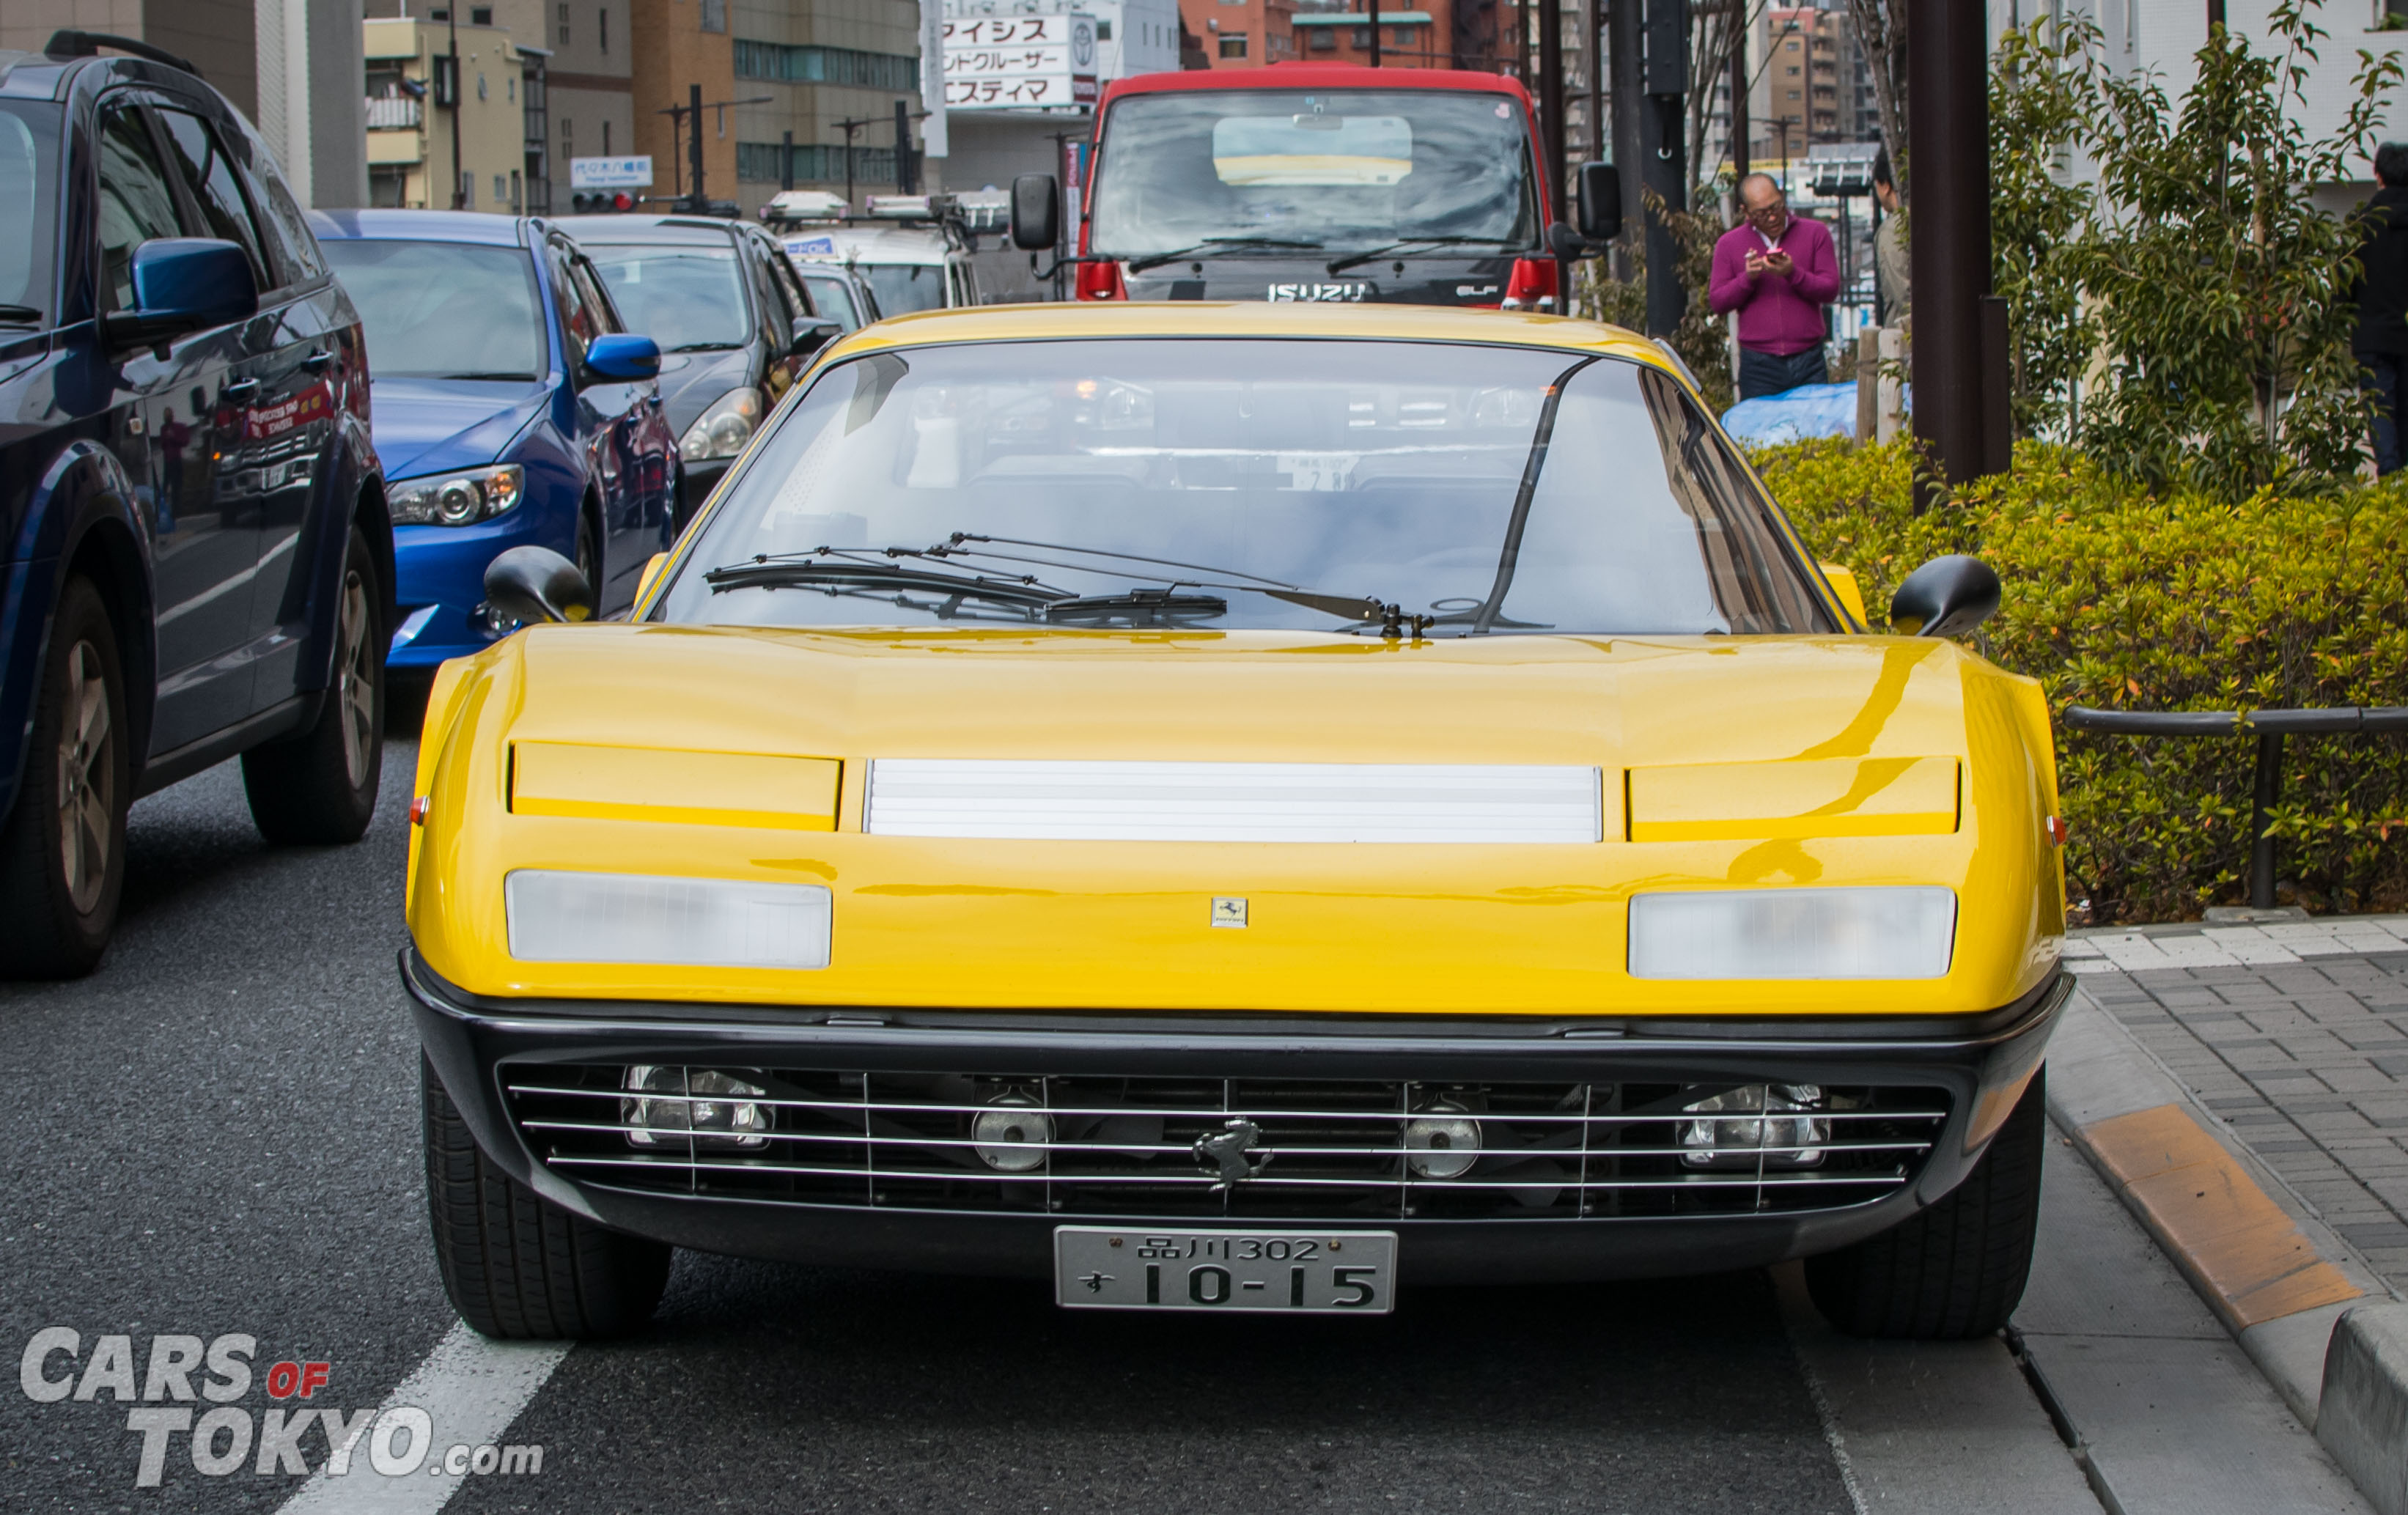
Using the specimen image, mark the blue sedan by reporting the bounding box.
[312,211,679,666]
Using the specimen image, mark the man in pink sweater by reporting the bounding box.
[1709,174,1841,399]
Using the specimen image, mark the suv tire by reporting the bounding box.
[0,576,131,978]
[423,1055,671,1339]
[243,529,383,844]
[1805,1065,2047,1340]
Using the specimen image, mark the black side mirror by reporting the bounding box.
[1011,174,1061,252]
[483,545,597,627]
[788,315,841,357]
[1889,554,2001,638]
[102,237,259,348]
[1576,162,1622,243]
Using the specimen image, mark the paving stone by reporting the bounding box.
[2319,1067,2401,1094]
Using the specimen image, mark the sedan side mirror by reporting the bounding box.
[102,237,258,348]
[1889,554,2001,638]
[788,314,841,357]
[583,332,661,382]
[1011,174,1061,252]
[1575,162,1622,243]
[484,545,597,626]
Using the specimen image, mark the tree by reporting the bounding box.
[1844,0,1908,198]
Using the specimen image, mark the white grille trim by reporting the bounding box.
[864,760,1602,844]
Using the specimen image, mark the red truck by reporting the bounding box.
[1008,64,1614,310]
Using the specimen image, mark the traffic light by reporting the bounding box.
[611,191,636,212]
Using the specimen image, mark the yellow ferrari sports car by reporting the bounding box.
[404,303,2066,1342]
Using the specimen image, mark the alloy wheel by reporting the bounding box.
[54,640,113,914]
[336,571,375,788]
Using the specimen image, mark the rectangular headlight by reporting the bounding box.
[1628,887,1956,980]
[505,871,831,970]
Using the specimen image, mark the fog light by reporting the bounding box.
[972,1093,1053,1173]
[620,1066,771,1151]
[1679,1084,1828,1169]
[1404,1100,1481,1179]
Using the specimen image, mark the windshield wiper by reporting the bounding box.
[431,371,540,381]
[1045,588,1228,625]
[940,536,1437,640]
[1325,237,1525,276]
[0,303,40,325]
[1124,237,1325,273]
[704,553,1062,611]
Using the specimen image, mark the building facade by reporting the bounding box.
[364,15,536,209]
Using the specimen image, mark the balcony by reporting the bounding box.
[366,95,421,130]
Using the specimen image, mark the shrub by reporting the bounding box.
[1759,438,2408,922]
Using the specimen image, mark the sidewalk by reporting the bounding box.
[2064,915,2408,1289]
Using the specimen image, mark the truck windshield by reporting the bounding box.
[1085,89,1538,261]
[658,339,1832,637]
[0,102,59,323]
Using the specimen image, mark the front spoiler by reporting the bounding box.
[403,948,2069,1285]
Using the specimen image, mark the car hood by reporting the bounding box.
[652,347,755,439]
[370,377,551,482]
[408,627,2062,1016]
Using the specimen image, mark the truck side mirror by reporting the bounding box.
[1011,174,1061,252]
[1576,162,1622,243]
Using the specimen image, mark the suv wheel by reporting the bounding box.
[423,1055,671,1339]
[1805,1066,2047,1340]
[0,577,131,978]
[242,529,383,844]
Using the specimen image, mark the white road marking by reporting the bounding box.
[276,1323,570,1514]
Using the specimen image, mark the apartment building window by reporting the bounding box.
[1220,32,1248,56]
[558,3,569,45]
[701,0,726,32]
[734,40,919,92]
[1308,26,1334,48]
[471,6,492,21]
[1097,19,1111,37]
[600,6,609,52]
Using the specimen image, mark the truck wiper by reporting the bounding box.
[1124,237,1326,273]
[1325,237,1524,276]
[703,553,1061,610]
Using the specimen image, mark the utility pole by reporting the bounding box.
[835,115,878,207]
[781,128,795,192]
[1540,0,1566,232]
[655,86,771,212]
[894,99,914,193]
[1608,0,1641,279]
[1907,0,1998,503]
[446,3,464,209]
[688,84,706,207]
[1641,0,1687,336]
[1369,0,1382,64]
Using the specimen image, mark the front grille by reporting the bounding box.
[507,1066,1952,1223]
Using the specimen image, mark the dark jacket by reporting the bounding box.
[2354,186,2408,355]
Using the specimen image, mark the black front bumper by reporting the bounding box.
[404,949,2066,1286]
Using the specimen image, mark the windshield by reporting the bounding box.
[658,339,1831,636]
[322,239,546,380]
[798,270,867,331]
[0,102,59,322]
[581,242,752,350]
[1086,89,1538,259]
[862,262,945,314]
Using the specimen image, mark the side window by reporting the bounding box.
[769,251,817,321]
[153,109,268,290]
[235,141,327,288]
[95,106,185,313]
[543,241,597,366]
[748,248,792,345]
[567,254,621,335]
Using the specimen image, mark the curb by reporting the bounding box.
[2322,1302,2408,1515]
[2044,984,2396,1433]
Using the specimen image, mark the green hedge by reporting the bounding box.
[1756,439,2408,924]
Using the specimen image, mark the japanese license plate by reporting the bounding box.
[1053,1226,1397,1314]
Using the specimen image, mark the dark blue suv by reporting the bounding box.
[0,36,391,978]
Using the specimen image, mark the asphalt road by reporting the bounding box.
[2,734,2099,1514]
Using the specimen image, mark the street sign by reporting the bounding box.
[569,156,653,189]
[942,13,1097,110]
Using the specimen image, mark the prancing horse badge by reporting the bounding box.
[1211,896,1248,929]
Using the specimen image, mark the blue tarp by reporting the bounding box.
[1720,380,1912,446]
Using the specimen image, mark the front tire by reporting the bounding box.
[1805,1066,2047,1340]
[0,576,131,978]
[242,529,383,844]
[423,1055,671,1339]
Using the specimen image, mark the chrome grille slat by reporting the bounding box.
[507,1067,1952,1222]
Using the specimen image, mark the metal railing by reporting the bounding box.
[2062,704,2408,910]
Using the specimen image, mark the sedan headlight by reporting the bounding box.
[679,386,764,461]
[504,871,832,969]
[390,464,524,526]
[1627,887,1956,980]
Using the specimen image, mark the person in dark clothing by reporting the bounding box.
[2355,143,2408,475]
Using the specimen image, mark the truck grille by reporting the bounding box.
[506,1066,1951,1222]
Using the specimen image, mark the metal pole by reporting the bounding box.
[1907,0,1992,508]
[1729,0,1747,199]
[447,5,464,209]
[1369,0,1382,64]
[895,99,913,192]
[1541,0,1567,227]
[688,84,707,209]
[1609,0,1642,279]
[1641,0,1687,337]
[2250,730,2283,910]
[782,128,794,192]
